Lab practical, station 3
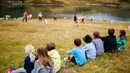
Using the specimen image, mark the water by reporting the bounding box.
[0,5,130,21]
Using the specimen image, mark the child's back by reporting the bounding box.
[104,35,117,50]
[93,38,104,55]
[46,42,61,72]
[48,49,61,72]
[101,28,117,53]
[93,32,104,55]
[117,29,127,50]
[67,46,86,65]
[84,42,96,59]
[83,34,96,59]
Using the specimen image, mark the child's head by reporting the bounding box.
[119,29,127,40]
[25,44,35,54]
[25,44,35,62]
[37,46,52,67]
[74,38,81,47]
[93,31,100,39]
[37,46,48,57]
[83,34,92,43]
[108,28,115,36]
[46,42,55,51]
[119,29,126,37]
[10,64,16,70]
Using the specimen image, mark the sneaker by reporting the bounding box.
[64,58,70,61]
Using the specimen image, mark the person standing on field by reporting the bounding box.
[38,12,43,22]
[74,14,78,26]
[54,14,57,21]
[80,15,84,24]
[22,11,28,22]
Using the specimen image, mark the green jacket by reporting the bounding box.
[117,37,126,50]
[48,50,61,72]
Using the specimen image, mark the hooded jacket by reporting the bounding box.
[31,60,56,73]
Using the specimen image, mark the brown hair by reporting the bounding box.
[108,28,115,36]
[93,31,100,38]
[74,38,81,46]
[37,46,53,67]
[120,29,126,37]
[46,42,55,51]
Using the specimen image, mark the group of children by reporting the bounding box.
[65,28,127,66]
[9,42,61,73]
[8,28,127,73]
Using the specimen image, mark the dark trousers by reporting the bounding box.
[70,56,76,64]
[80,19,84,24]
[54,17,57,21]
[105,48,117,53]
[70,56,85,66]
[39,17,42,22]
[22,17,27,22]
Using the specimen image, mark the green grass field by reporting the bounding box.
[0,19,130,73]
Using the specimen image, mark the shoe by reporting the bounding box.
[64,58,70,61]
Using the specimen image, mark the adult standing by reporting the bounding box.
[54,14,57,21]
[80,15,84,24]
[74,14,78,26]
[38,12,43,22]
[22,11,28,22]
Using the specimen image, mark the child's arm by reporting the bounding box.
[67,49,74,55]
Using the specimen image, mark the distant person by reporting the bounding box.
[32,46,56,73]
[80,15,84,24]
[65,38,86,66]
[28,14,32,20]
[101,28,117,53]
[92,32,104,55]
[74,14,78,26]
[83,35,96,60]
[46,42,61,72]
[117,29,127,50]
[53,14,57,21]
[22,12,28,22]
[24,44,36,73]
[91,16,94,22]
[38,12,43,22]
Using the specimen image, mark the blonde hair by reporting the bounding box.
[25,44,35,62]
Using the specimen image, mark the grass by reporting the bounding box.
[0,19,130,73]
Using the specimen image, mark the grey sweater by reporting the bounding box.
[31,60,56,73]
[92,38,104,55]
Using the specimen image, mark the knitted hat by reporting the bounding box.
[83,34,92,43]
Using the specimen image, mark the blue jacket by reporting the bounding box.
[67,46,87,65]
[24,55,35,73]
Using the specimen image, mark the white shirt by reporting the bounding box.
[84,42,96,59]
[38,13,42,17]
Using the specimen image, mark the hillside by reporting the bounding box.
[0,19,130,73]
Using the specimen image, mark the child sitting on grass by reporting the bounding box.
[83,35,96,60]
[24,44,36,73]
[101,28,117,53]
[32,46,55,73]
[65,38,86,66]
[46,42,61,72]
[117,29,127,50]
[92,32,104,55]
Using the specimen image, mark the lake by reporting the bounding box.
[0,5,130,21]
